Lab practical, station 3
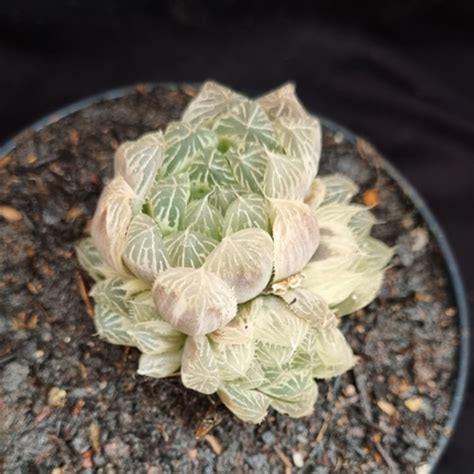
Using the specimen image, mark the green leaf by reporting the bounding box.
[182,196,223,239]
[208,184,243,214]
[333,271,384,317]
[353,237,394,273]
[270,199,320,281]
[114,131,164,200]
[90,277,131,316]
[137,351,182,379]
[128,320,185,355]
[148,173,191,235]
[233,362,267,390]
[94,304,134,346]
[215,342,255,381]
[75,237,109,282]
[152,267,237,336]
[162,122,217,175]
[253,296,309,349]
[124,213,169,281]
[315,203,367,228]
[187,148,236,197]
[311,327,355,378]
[226,142,267,193]
[204,228,274,303]
[165,229,218,268]
[349,209,377,238]
[182,81,246,125]
[320,174,359,205]
[255,342,296,369]
[181,336,220,394]
[128,291,161,323]
[222,193,269,235]
[213,101,278,149]
[218,384,270,424]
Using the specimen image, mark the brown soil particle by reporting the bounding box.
[0,84,459,473]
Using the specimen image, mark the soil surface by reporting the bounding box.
[0,84,460,473]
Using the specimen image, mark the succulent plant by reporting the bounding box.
[76,81,393,423]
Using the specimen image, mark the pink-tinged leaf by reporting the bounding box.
[152,267,237,336]
[91,176,137,275]
[204,228,274,303]
[270,199,320,281]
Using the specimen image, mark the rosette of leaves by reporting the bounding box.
[77,81,393,423]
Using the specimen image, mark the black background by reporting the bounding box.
[0,2,472,472]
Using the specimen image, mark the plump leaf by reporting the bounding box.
[315,203,367,228]
[165,229,218,268]
[215,342,255,381]
[320,174,359,205]
[183,196,223,239]
[148,173,191,235]
[124,213,169,281]
[333,271,384,317]
[181,336,220,394]
[137,351,182,378]
[128,291,161,323]
[114,131,164,200]
[271,199,320,281]
[226,142,267,193]
[162,122,217,175]
[75,237,109,282]
[218,384,270,423]
[235,362,267,390]
[302,264,360,307]
[223,193,269,235]
[182,81,246,125]
[312,327,355,378]
[209,302,255,345]
[255,342,296,369]
[253,296,309,349]
[214,101,278,148]
[204,228,274,303]
[257,83,308,120]
[208,184,243,214]
[274,115,321,173]
[152,267,237,336]
[349,209,377,238]
[94,304,134,346]
[128,320,185,355]
[187,148,236,198]
[263,151,311,200]
[91,277,133,316]
[310,222,359,271]
[353,237,394,274]
[90,176,137,274]
[304,178,326,211]
[281,288,338,329]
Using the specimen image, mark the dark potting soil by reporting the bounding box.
[0,84,460,473]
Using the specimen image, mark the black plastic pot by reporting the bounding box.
[0,84,469,472]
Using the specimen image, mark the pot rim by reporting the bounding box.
[0,83,469,471]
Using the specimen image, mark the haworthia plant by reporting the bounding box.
[77,81,393,423]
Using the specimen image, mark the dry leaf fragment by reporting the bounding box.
[48,387,67,408]
[377,399,396,417]
[89,422,101,454]
[204,434,223,455]
[405,397,423,412]
[0,205,22,222]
